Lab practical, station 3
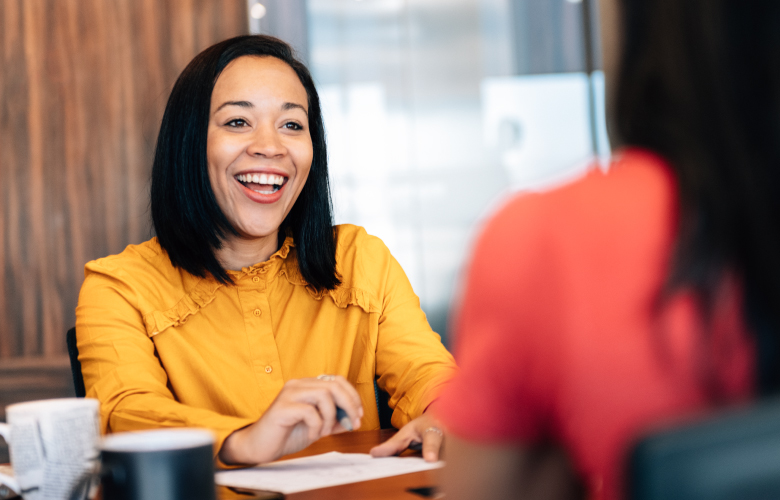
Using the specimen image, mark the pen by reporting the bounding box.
[336,406,353,431]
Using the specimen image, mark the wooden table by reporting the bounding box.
[218,429,439,500]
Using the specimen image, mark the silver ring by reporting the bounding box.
[317,374,336,381]
[423,426,443,437]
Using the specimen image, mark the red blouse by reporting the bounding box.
[436,149,754,500]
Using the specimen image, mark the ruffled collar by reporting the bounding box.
[142,231,377,337]
[226,235,295,280]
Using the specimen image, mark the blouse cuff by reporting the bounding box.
[212,416,260,469]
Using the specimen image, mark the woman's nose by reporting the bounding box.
[247,125,286,158]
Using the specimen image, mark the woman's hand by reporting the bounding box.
[219,375,363,465]
[369,412,444,462]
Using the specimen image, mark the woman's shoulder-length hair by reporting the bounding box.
[151,35,340,291]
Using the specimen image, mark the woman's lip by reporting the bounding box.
[237,178,287,204]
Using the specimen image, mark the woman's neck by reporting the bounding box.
[215,231,281,271]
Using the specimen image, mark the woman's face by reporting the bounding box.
[207,55,313,242]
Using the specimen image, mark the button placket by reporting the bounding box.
[239,283,283,399]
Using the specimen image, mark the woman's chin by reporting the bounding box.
[217,222,281,246]
[235,228,282,241]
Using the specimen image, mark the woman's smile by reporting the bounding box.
[235,170,290,203]
[236,172,287,193]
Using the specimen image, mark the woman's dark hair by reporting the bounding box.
[151,35,340,290]
[614,0,780,393]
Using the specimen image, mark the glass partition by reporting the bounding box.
[252,0,608,342]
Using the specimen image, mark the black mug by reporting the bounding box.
[100,429,216,500]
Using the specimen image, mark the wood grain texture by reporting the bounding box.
[0,357,73,419]
[0,1,247,362]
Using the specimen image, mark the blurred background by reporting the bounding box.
[0,0,607,458]
[263,0,609,337]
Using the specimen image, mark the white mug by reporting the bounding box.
[0,398,100,500]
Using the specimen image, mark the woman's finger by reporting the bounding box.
[421,426,444,462]
[329,375,364,416]
[302,387,339,436]
[292,402,325,442]
[250,401,327,462]
[369,427,415,457]
[325,383,363,430]
[281,379,362,434]
[301,376,363,430]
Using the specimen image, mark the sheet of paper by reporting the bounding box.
[215,452,443,494]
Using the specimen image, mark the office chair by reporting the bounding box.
[629,398,780,500]
[66,327,86,398]
[374,379,393,429]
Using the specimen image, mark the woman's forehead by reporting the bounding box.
[211,56,307,111]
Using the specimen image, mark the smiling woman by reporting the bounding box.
[75,35,457,467]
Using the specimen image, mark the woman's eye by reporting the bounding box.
[283,122,303,131]
[226,118,248,127]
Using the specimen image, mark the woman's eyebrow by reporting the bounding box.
[215,100,253,112]
[214,101,307,116]
[282,102,308,116]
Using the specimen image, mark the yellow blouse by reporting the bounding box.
[75,224,457,458]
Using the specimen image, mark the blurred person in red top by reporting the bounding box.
[435,0,780,499]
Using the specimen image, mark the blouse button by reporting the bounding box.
[252,276,261,283]
[264,365,273,374]
[253,309,262,317]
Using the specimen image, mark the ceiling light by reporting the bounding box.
[250,2,267,19]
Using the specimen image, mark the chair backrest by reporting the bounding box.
[374,379,393,429]
[629,398,780,500]
[66,327,86,398]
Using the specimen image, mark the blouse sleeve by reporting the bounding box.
[434,193,563,443]
[75,266,256,462]
[364,236,458,429]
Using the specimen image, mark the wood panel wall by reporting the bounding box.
[0,0,248,419]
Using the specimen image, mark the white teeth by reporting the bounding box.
[237,173,286,185]
[251,185,281,194]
